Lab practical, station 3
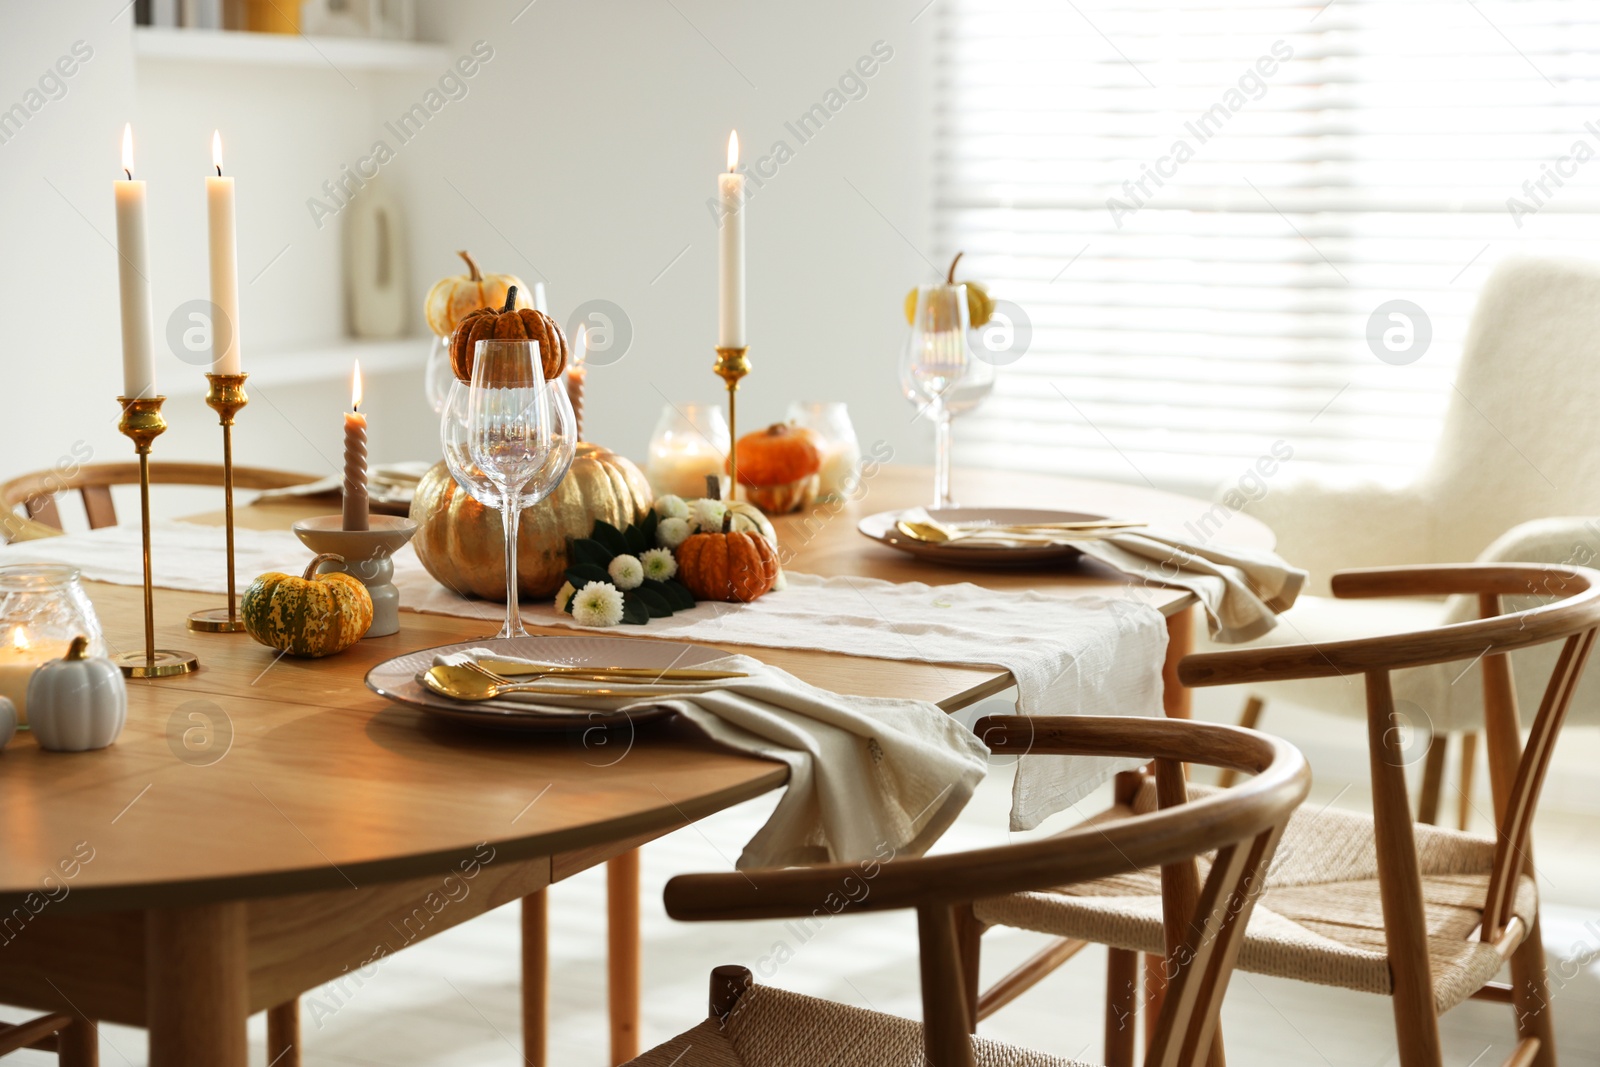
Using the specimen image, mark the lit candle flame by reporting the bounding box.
[10,627,29,653]
[121,123,134,179]
[212,130,223,176]
[351,361,363,412]
[726,130,739,172]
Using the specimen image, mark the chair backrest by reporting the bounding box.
[1181,562,1600,950]
[1420,256,1600,562]
[663,715,1310,1067]
[0,461,320,542]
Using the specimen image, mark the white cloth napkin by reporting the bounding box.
[2,522,1169,830]
[435,650,990,869]
[900,509,1307,644]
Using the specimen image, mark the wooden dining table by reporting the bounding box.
[0,464,1270,1067]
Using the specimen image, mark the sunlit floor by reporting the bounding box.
[10,700,1600,1066]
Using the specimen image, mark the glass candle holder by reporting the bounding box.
[786,401,862,501]
[0,565,106,725]
[646,402,731,500]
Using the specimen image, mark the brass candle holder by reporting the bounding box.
[114,396,199,678]
[188,373,249,633]
[713,345,750,498]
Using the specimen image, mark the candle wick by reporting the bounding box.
[215,164,222,177]
[124,168,132,180]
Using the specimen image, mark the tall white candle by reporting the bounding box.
[206,130,242,375]
[114,124,155,398]
[717,130,745,348]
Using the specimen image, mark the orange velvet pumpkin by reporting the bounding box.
[730,422,823,514]
[450,286,568,383]
[675,514,780,602]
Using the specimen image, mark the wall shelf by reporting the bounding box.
[164,337,427,397]
[133,27,449,72]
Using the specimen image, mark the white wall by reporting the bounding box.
[0,0,941,513]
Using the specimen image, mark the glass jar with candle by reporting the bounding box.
[0,566,106,726]
[786,402,862,502]
[645,403,731,500]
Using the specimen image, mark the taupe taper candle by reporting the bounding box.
[342,361,369,531]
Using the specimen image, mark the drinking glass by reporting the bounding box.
[441,376,577,511]
[424,334,455,414]
[785,401,861,501]
[644,402,731,500]
[899,284,995,507]
[465,340,572,638]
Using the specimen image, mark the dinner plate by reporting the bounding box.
[857,507,1111,567]
[364,634,733,733]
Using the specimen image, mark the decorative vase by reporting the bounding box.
[410,442,653,601]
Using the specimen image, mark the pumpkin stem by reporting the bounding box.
[303,553,347,580]
[721,512,733,534]
[705,474,722,501]
[502,285,518,313]
[457,250,481,282]
[947,251,963,285]
[64,634,89,661]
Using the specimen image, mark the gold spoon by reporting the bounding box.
[424,664,700,702]
[468,658,745,682]
[895,518,1142,544]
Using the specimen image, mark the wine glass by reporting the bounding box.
[441,375,577,510]
[465,340,572,638]
[900,284,995,507]
[424,333,455,414]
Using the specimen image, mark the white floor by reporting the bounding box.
[9,699,1600,1066]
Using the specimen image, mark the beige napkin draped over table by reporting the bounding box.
[899,509,1307,644]
[437,650,990,869]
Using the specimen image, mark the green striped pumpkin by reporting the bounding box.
[242,553,373,657]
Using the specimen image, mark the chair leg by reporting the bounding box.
[953,903,983,1033]
[57,1018,98,1067]
[522,890,548,1067]
[1417,733,1448,825]
[1106,948,1138,1067]
[266,1000,299,1067]
[608,850,641,1066]
[1216,697,1263,789]
[1510,915,1558,1067]
[1457,732,1479,831]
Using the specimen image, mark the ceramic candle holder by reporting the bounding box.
[291,515,418,637]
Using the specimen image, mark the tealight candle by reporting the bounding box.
[0,627,70,726]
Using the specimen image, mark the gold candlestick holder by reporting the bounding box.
[188,373,249,633]
[713,345,750,498]
[114,396,199,678]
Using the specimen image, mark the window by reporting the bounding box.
[936,0,1600,493]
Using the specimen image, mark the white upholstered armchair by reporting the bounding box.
[1210,256,1600,821]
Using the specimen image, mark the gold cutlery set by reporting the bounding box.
[894,516,1144,545]
[423,658,747,703]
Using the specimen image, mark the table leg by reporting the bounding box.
[607,849,641,1065]
[57,1018,98,1067]
[145,901,248,1067]
[267,1000,300,1067]
[522,890,548,1067]
[1147,605,1195,1045]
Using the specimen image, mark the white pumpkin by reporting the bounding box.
[0,696,14,750]
[27,636,127,752]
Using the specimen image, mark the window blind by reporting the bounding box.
[935,0,1600,492]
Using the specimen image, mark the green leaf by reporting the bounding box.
[571,539,613,568]
[640,509,659,545]
[662,579,698,611]
[619,595,652,625]
[590,520,630,556]
[565,563,610,587]
[631,587,673,618]
[624,522,650,555]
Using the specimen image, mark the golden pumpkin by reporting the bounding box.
[410,443,653,600]
[241,553,373,657]
[675,514,779,603]
[424,251,530,338]
[450,287,568,384]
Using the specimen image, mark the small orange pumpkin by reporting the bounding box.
[676,513,780,602]
[730,422,823,514]
[424,250,530,338]
[451,286,568,383]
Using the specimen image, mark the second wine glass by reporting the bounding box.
[465,339,572,638]
[900,283,994,507]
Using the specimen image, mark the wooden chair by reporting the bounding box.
[621,714,1310,1067]
[967,563,1600,1067]
[0,1012,97,1064]
[0,462,321,543]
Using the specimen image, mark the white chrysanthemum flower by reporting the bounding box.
[640,547,677,581]
[690,497,726,532]
[571,581,625,627]
[607,554,644,590]
[554,580,576,612]
[654,495,690,520]
[657,517,692,548]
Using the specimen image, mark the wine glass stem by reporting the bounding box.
[499,492,528,639]
[933,408,954,508]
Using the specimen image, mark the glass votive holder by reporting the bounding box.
[646,402,730,500]
[785,401,862,501]
[0,565,107,726]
